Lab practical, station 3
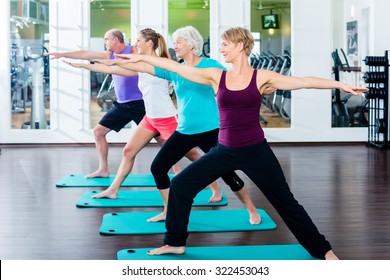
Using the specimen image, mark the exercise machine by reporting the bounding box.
[364,51,389,149]
[331,48,369,127]
[331,48,350,127]
[251,50,292,124]
[96,74,116,112]
[22,44,50,129]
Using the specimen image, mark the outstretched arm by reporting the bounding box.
[117,54,221,90]
[46,50,110,60]
[62,60,137,76]
[94,58,156,76]
[259,69,368,95]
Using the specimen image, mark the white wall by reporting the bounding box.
[0,1,11,142]
[332,0,345,51]
[130,0,168,44]
[210,0,250,64]
[371,0,390,55]
[1,0,390,144]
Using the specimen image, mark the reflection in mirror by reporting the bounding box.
[168,0,210,59]
[10,0,50,129]
[90,0,131,128]
[250,0,291,128]
[331,0,368,128]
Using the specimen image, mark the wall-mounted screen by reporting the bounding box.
[262,14,279,29]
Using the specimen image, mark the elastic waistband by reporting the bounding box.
[217,138,267,151]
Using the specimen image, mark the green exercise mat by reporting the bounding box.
[99,208,276,235]
[56,173,174,187]
[117,244,317,260]
[76,189,228,208]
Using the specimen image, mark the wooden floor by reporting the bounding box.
[0,142,389,260]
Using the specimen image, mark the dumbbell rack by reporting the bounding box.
[363,51,389,149]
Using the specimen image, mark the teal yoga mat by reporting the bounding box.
[76,189,228,208]
[56,173,174,187]
[117,244,317,260]
[99,208,276,235]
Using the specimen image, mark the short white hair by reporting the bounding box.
[172,26,203,56]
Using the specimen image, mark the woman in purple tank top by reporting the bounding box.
[127,27,368,260]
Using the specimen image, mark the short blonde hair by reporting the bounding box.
[221,27,254,56]
[172,26,203,56]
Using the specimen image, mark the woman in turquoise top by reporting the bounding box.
[154,57,221,134]
[112,26,260,223]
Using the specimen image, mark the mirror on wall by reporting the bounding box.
[250,0,291,128]
[331,0,368,128]
[168,0,211,59]
[88,0,211,129]
[90,0,131,129]
[10,0,50,129]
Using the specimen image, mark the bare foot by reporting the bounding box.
[208,189,223,203]
[147,245,185,255]
[84,170,109,178]
[147,212,166,222]
[325,250,339,260]
[172,164,181,175]
[92,189,118,199]
[249,210,261,225]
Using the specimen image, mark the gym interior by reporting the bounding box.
[1,0,390,266]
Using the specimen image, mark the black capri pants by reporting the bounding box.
[164,139,332,259]
[150,128,244,191]
[99,100,145,132]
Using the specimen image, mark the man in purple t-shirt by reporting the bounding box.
[47,29,145,178]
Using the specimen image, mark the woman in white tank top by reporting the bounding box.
[63,29,205,210]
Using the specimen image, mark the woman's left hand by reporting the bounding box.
[340,84,369,95]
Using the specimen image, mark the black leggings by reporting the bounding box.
[164,139,332,259]
[150,129,244,191]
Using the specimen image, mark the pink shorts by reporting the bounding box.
[140,115,178,140]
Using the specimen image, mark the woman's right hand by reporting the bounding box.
[62,60,82,68]
[45,52,62,60]
[114,53,131,60]
[115,53,143,63]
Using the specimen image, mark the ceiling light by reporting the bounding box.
[257,0,263,10]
